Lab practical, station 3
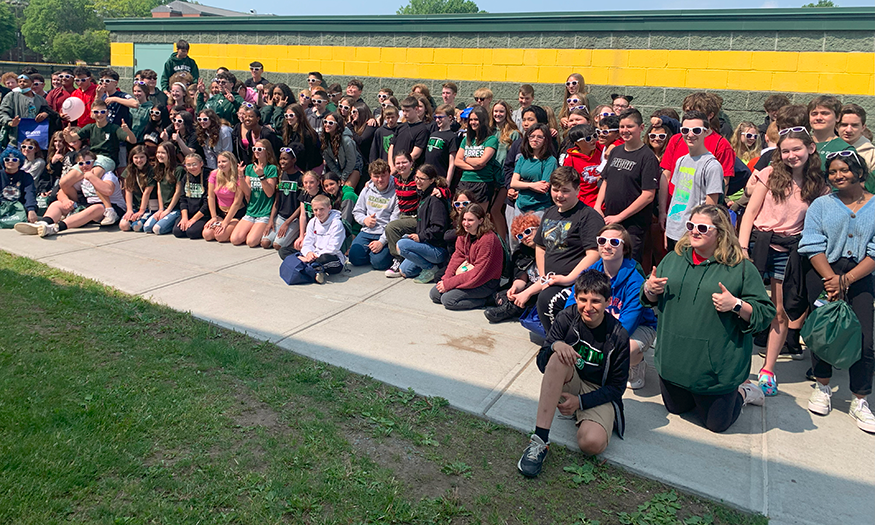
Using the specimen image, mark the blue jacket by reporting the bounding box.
[1,169,37,212]
[565,258,658,335]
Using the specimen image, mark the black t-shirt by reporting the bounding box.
[179,169,207,215]
[534,201,604,276]
[301,189,324,221]
[390,121,430,166]
[423,129,459,177]
[370,125,397,163]
[754,149,775,172]
[244,77,271,88]
[601,145,659,230]
[275,171,302,219]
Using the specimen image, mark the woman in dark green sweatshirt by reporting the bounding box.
[641,204,775,433]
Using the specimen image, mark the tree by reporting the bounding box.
[0,3,16,57]
[802,0,836,6]
[92,0,168,19]
[397,0,482,15]
[21,0,108,62]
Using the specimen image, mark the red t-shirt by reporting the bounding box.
[46,87,75,114]
[71,83,98,127]
[692,249,707,265]
[661,131,735,194]
[563,144,603,207]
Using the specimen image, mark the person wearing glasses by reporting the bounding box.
[484,212,541,323]
[646,119,673,162]
[730,121,762,165]
[395,164,450,284]
[16,149,127,238]
[430,202,503,310]
[1,146,38,225]
[0,73,50,148]
[244,61,270,89]
[325,83,342,112]
[562,224,658,390]
[171,153,209,239]
[196,71,244,126]
[64,67,98,127]
[563,124,603,209]
[662,111,725,253]
[799,150,875,433]
[642,204,773,433]
[231,104,280,166]
[163,111,203,162]
[306,72,323,93]
[195,109,232,170]
[282,103,322,172]
[305,88,330,135]
[837,104,875,186]
[558,74,591,130]
[472,88,493,110]
[160,40,199,94]
[595,115,622,167]
[46,68,75,115]
[231,138,279,248]
[511,123,558,221]
[320,112,357,187]
[128,83,154,143]
[97,69,137,127]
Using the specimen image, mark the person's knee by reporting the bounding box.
[261,238,272,248]
[152,223,163,234]
[577,424,608,456]
[429,287,443,305]
[704,419,733,434]
[172,227,186,238]
[119,220,131,231]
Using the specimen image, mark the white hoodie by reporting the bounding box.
[353,178,399,245]
[301,209,346,264]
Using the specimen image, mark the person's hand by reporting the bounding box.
[531,180,550,194]
[368,240,384,253]
[9,116,20,127]
[59,200,75,214]
[178,218,189,231]
[651,117,662,127]
[132,210,143,221]
[560,117,569,128]
[224,88,235,102]
[406,233,420,243]
[277,222,288,238]
[512,288,531,308]
[363,213,377,228]
[507,188,518,200]
[552,341,579,368]
[431,187,441,198]
[172,132,180,143]
[557,393,578,417]
[277,96,289,108]
[197,79,205,94]
[59,112,70,122]
[711,282,737,312]
[237,162,246,177]
[35,112,48,123]
[160,129,169,141]
[122,210,134,221]
[823,274,842,301]
[27,210,37,223]
[254,165,264,177]
[214,221,227,236]
[603,215,620,225]
[366,118,378,127]
[294,236,304,250]
[120,121,130,132]
[645,267,667,296]
[304,251,317,262]
[436,280,446,293]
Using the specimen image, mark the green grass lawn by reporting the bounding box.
[0,251,768,524]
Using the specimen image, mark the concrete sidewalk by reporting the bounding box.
[2,227,873,524]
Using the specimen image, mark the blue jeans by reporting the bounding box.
[349,232,393,270]
[143,209,181,235]
[128,210,154,232]
[396,238,447,277]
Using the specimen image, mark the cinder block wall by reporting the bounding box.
[107,8,875,128]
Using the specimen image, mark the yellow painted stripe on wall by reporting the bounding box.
[112,42,875,96]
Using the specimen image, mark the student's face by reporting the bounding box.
[272,88,284,104]
[21,142,37,158]
[346,84,361,99]
[250,65,262,78]
[618,118,642,143]
[303,176,319,194]
[462,211,483,236]
[521,112,538,132]
[132,153,148,168]
[17,77,32,91]
[838,114,864,144]
[350,107,359,122]
[185,158,203,174]
[780,137,814,170]
[4,77,16,89]
[145,76,157,89]
[385,113,398,128]
[682,119,707,148]
[567,113,587,128]
[322,179,339,195]
[468,113,481,131]
[566,95,585,111]
[414,171,433,191]
[3,156,20,172]
[474,96,491,108]
[176,47,188,59]
[217,155,229,171]
[809,106,837,134]
[576,134,597,155]
[100,77,118,92]
[173,115,185,131]
[58,72,74,89]
[575,290,607,328]
[565,76,580,95]
[377,91,390,103]
[133,85,147,101]
[67,138,82,150]
[313,201,330,222]
[171,85,185,100]
[78,156,97,173]
[433,112,449,130]
[252,141,268,161]
[51,74,60,89]
[520,224,537,247]
[550,183,576,208]
[597,125,619,146]
[279,153,293,171]
[299,91,311,106]
[308,75,322,88]
[372,170,391,191]
[518,93,533,108]
[338,101,351,117]
[648,127,667,150]
[612,97,631,114]
[394,155,411,175]
[32,78,45,93]
[742,127,758,147]
[197,112,211,129]
[827,159,856,190]
[527,128,546,151]
[241,109,257,128]
[687,213,718,252]
[441,88,455,104]
[323,116,338,134]
[150,108,162,121]
[597,229,624,262]
[91,107,108,122]
[492,104,506,125]
[311,95,327,112]
[53,136,65,151]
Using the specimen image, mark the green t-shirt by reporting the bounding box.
[459,134,501,185]
[156,166,185,209]
[816,137,853,172]
[121,165,155,210]
[79,122,128,164]
[244,163,278,218]
[129,102,153,143]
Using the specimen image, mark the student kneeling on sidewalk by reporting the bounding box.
[518,269,629,478]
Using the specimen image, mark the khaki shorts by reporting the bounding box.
[562,374,615,445]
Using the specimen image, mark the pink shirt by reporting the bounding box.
[752,166,825,251]
[208,170,238,210]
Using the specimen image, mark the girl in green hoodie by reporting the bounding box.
[642,204,774,433]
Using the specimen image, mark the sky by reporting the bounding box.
[202,0,873,16]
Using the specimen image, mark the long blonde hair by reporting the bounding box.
[215,151,239,191]
[559,73,590,121]
[730,121,762,163]
[674,204,744,266]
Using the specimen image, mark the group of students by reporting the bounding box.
[2,46,874,480]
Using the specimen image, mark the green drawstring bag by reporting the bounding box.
[0,200,26,229]
[801,300,862,369]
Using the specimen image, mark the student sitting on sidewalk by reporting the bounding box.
[295,195,346,284]
[350,159,399,271]
[518,269,630,478]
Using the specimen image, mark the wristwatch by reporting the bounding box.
[732,298,743,314]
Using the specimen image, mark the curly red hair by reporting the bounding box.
[511,212,540,238]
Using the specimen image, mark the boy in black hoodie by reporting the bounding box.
[518,270,629,478]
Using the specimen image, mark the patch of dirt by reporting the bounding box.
[440,333,495,355]
[229,389,280,430]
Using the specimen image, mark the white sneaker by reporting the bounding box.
[808,382,832,415]
[739,382,764,406]
[849,398,875,433]
[38,222,58,237]
[385,259,402,278]
[14,221,46,235]
[100,207,119,226]
[627,361,646,390]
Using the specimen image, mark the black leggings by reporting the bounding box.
[659,377,743,433]
[172,218,207,239]
[536,284,574,334]
[314,253,344,275]
[806,258,874,396]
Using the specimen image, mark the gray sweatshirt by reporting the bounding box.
[353,178,399,245]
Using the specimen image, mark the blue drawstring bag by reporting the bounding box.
[519,306,546,339]
[279,254,317,285]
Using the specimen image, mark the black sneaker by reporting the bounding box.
[314,270,325,284]
[517,434,549,478]
[806,368,817,381]
[759,342,805,361]
[484,300,523,324]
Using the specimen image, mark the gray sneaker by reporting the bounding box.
[517,434,549,478]
[414,267,437,284]
[739,382,764,406]
[628,361,646,390]
[849,397,875,433]
[808,382,832,415]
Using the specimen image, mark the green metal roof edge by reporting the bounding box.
[106,7,875,34]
